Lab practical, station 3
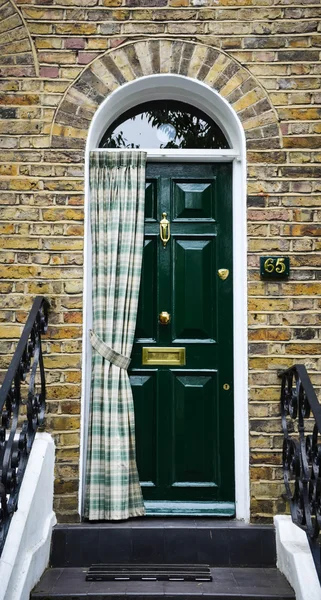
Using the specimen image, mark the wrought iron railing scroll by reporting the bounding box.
[279,364,321,580]
[0,296,49,557]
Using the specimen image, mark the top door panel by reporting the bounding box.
[145,178,158,221]
[172,179,216,221]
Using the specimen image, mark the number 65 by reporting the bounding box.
[264,258,286,274]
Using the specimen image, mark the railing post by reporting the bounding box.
[279,364,321,583]
[0,296,49,557]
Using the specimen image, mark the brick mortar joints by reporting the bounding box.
[49,37,282,145]
[7,0,40,76]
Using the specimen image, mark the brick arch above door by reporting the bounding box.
[50,38,281,151]
[0,0,38,77]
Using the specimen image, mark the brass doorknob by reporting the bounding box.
[159,311,170,325]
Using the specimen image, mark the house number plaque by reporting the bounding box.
[260,256,290,279]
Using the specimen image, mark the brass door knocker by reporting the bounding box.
[160,212,170,248]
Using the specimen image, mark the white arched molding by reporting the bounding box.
[80,74,249,521]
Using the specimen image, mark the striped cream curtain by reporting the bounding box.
[84,150,146,520]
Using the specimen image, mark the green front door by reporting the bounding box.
[130,162,234,516]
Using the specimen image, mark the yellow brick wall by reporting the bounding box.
[0,0,320,522]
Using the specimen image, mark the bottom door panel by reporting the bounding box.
[171,372,218,492]
[131,371,157,490]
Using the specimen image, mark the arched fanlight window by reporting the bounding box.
[99,100,230,150]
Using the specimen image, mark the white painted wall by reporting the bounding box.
[274,515,321,600]
[0,433,56,600]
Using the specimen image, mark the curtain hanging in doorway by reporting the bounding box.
[85,151,146,520]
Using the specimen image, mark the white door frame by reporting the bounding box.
[79,74,249,521]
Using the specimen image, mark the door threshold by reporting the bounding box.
[144,501,235,517]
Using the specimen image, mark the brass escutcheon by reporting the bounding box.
[159,311,170,325]
[218,268,229,281]
[223,383,230,391]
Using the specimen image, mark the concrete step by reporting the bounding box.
[50,519,277,568]
[31,566,295,599]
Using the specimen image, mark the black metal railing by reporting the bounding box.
[280,364,321,580]
[0,296,49,557]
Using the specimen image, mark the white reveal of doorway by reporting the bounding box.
[80,74,249,521]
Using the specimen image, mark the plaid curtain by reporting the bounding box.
[84,150,146,520]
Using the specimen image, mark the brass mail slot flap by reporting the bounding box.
[142,347,186,366]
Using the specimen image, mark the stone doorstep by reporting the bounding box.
[50,520,277,569]
[31,566,295,599]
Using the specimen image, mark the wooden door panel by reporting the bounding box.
[131,371,157,488]
[172,372,218,489]
[145,179,158,221]
[135,238,157,342]
[173,238,216,341]
[172,179,215,220]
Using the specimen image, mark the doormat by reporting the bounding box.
[86,564,212,582]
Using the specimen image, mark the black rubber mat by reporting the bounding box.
[86,564,212,582]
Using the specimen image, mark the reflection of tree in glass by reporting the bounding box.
[144,108,228,149]
[107,130,139,149]
[100,101,229,150]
